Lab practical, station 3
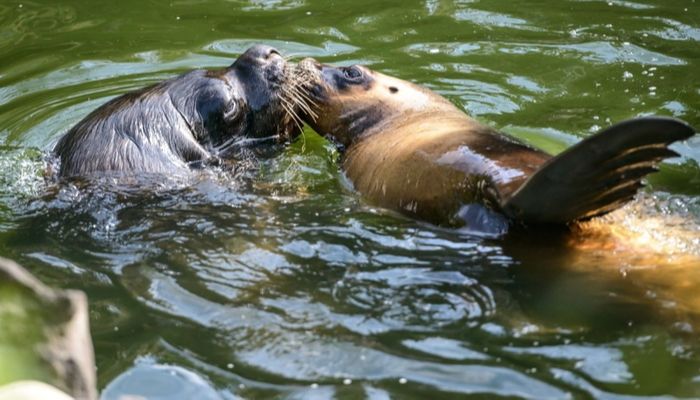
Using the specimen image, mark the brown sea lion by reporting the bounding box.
[53,45,310,178]
[296,59,696,234]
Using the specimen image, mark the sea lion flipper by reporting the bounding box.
[501,116,696,224]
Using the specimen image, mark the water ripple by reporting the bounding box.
[0,0,699,398]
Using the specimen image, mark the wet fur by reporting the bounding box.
[296,60,695,230]
[54,46,300,177]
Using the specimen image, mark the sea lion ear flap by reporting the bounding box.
[222,98,242,124]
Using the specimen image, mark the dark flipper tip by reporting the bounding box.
[501,116,697,225]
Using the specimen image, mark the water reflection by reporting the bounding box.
[2,157,693,397]
[647,17,700,42]
[102,360,224,400]
[498,41,685,66]
[452,9,534,30]
[0,0,699,398]
[1,136,699,397]
[205,39,359,59]
[0,3,76,48]
[240,0,306,11]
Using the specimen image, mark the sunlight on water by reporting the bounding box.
[0,0,699,398]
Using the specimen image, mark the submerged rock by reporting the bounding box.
[0,257,96,400]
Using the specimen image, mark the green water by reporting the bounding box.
[1,0,700,398]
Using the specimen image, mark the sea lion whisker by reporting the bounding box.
[281,102,299,126]
[216,133,282,155]
[279,63,318,124]
[287,68,315,89]
[237,135,281,145]
[279,98,305,132]
[286,95,317,120]
[294,78,317,98]
[283,86,318,120]
[215,135,247,154]
[288,84,318,109]
[280,85,317,122]
[279,95,301,121]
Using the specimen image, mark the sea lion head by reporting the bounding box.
[296,58,459,148]
[226,45,305,146]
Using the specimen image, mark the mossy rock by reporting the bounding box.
[0,258,96,400]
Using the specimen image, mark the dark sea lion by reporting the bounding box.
[296,59,697,234]
[53,45,309,178]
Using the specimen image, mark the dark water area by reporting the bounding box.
[1,0,700,398]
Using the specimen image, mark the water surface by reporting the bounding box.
[1,0,700,398]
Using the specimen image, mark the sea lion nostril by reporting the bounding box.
[241,45,280,61]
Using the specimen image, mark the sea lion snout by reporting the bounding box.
[296,59,386,146]
[299,57,322,71]
[225,45,303,143]
[297,58,372,94]
[234,45,283,66]
[233,45,288,91]
[298,60,453,147]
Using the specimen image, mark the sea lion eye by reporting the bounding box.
[343,66,362,80]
